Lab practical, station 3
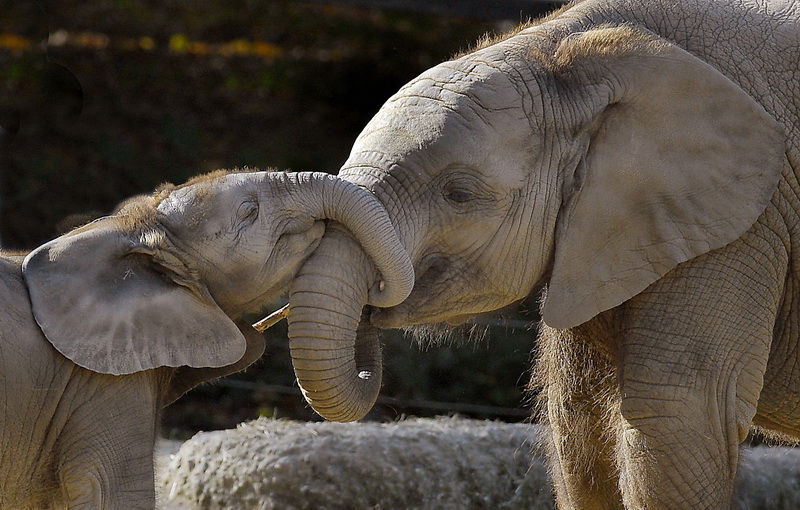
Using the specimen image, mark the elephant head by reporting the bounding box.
[21,170,413,403]
[289,25,785,420]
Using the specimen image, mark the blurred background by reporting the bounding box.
[1,0,563,438]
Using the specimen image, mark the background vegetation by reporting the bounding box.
[1,0,559,436]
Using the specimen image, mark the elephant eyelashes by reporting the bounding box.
[236,200,259,225]
[444,188,473,204]
[441,177,497,211]
[441,173,487,207]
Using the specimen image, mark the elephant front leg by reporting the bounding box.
[616,386,747,509]
[56,371,162,509]
[60,451,156,510]
[536,317,625,509]
[546,391,624,510]
[614,247,779,509]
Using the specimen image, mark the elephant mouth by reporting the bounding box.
[259,223,325,289]
[369,254,465,328]
[368,253,515,329]
[215,222,326,316]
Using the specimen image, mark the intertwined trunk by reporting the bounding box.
[285,174,411,421]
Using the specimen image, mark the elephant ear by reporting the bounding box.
[542,26,786,329]
[162,320,266,406]
[22,217,247,375]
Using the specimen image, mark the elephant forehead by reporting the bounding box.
[352,92,521,162]
[350,109,447,156]
[157,174,253,216]
[157,187,197,217]
[395,57,524,110]
[352,58,528,155]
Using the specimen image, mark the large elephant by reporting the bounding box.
[0,169,412,509]
[286,0,800,508]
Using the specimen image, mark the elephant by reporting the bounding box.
[283,0,800,508]
[0,169,413,509]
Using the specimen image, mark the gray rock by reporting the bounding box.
[157,417,800,509]
[157,417,552,509]
[736,446,800,509]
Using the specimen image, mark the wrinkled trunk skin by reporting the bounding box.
[282,172,413,308]
[288,224,382,421]
[283,173,412,422]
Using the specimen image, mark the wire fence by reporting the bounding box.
[220,314,539,420]
[215,378,532,419]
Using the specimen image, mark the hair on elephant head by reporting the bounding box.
[288,1,800,508]
[2,168,412,508]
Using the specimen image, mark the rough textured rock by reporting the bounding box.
[157,417,800,509]
[735,446,800,509]
[157,417,552,509]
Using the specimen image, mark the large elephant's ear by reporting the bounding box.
[542,26,786,329]
[22,217,246,375]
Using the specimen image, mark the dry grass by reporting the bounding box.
[157,417,552,510]
[156,417,800,509]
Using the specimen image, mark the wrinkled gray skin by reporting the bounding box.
[288,0,800,508]
[0,170,411,509]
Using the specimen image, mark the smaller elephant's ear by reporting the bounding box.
[22,217,246,375]
[162,320,266,406]
[542,26,786,329]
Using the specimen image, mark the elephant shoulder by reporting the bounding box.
[0,253,49,345]
[0,252,27,307]
[0,253,71,385]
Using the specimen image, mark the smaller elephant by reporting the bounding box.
[0,169,412,509]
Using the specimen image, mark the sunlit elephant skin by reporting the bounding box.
[288,1,800,508]
[0,170,411,509]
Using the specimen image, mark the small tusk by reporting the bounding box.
[378,281,385,292]
[252,304,290,332]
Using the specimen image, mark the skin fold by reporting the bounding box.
[288,1,800,508]
[0,169,411,509]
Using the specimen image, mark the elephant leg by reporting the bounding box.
[55,371,162,509]
[535,313,624,510]
[615,231,784,509]
[59,448,156,510]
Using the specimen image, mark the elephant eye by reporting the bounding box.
[439,168,495,211]
[443,178,481,206]
[236,200,259,225]
[444,188,473,204]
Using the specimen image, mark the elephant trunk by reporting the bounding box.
[282,172,410,421]
[283,172,413,308]
[289,224,381,421]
